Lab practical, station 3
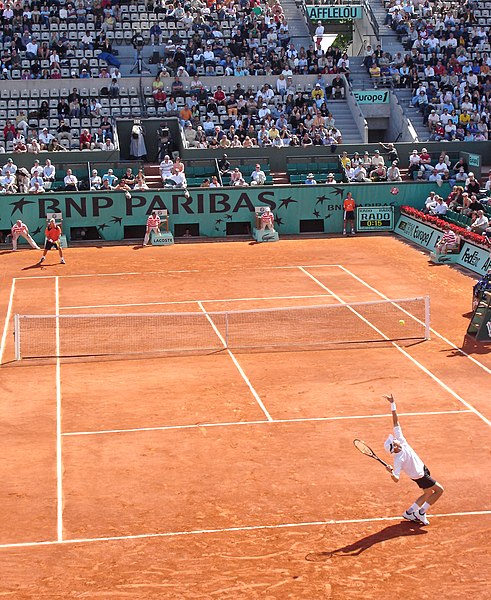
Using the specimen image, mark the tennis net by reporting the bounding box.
[14,296,430,359]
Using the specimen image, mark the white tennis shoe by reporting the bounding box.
[402,510,423,524]
[417,510,430,525]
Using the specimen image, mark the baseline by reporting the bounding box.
[0,509,489,550]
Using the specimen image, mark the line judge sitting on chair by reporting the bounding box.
[435,225,458,255]
[260,207,275,232]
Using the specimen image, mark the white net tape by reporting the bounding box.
[14,296,429,359]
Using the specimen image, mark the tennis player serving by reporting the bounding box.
[383,393,444,525]
[39,218,65,264]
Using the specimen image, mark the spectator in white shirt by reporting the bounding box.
[430,196,448,215]
[2,158,18,176]
[468,210,489,234]
[159,155,174,181]
[434,158,449,179]
[43,159,56,182]
[39,128,54,150]
[103,138,115,151]
[251,164,266,185]
[64,169,78,191]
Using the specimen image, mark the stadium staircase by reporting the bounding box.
[329,99,364,144]
[368,0,428,141]
[277,0,312,50]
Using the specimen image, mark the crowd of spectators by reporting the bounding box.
[340,143,402,182]
[1,87,116,153]
[0,0,353,81]
[364,0,491,141]
[423,179,491,236]
[0,154,151,195]
[171,73,347,150]
[0,155,56,193]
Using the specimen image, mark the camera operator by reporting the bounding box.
[157,123,176,161]
[131,31,150,73]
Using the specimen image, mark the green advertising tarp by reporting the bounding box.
[395,215,491,275]
[394,216,441,250]
[0,183,448,242]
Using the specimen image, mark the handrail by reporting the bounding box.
[362,0,380,42]
[344,77,369,144]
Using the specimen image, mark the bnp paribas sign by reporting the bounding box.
[306,5,363,20]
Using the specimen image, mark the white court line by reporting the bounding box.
[13,264,345,281]
[61,410,471,437]
[0,278,16,365]
[61,294,334,311]
[300,267,491,428]
[55,277,63,542]
[0,509,490,550]
[338,264,491,378]
[197,301,272,422]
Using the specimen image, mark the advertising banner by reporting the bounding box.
[305,5,363,20]
[353,90,390,104]
[357,206,394,231]
[394,216,440,249]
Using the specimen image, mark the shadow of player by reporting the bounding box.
[21,261,48,270]
[305,521,427,561]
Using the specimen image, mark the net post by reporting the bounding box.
[14,314,20,360]
[424,295,431,340]
[225,312,229,348]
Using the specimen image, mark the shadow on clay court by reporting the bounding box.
[21,262,56,270]
[304,522,427,561]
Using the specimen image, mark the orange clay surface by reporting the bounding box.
[0,235,490,599]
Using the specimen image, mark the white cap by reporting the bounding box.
[384,434,395,454]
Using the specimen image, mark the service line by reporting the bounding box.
[62,410,471,437]
[60,293,334,311]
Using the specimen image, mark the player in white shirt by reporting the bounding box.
[383,394,444,525]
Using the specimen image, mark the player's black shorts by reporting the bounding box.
[344,210,355,221]
[412,465,436,489]
[44,240,60,251]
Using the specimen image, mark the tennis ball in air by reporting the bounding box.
[399,319,405,325]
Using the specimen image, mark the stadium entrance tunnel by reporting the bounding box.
[124,225,146,239]
[174,223,200,237]
[300,219,325,233]
[226,222,251,236]
[70,227,102,241]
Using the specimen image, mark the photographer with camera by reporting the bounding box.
[131,31,150,74]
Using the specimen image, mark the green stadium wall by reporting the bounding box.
[0,182,449,242]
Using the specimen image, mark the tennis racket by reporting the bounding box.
[353,439,390,469]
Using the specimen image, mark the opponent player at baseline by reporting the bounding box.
[39,218,65,264]
[143,211,161,246]
[11,220,40,251]
[260,207,275,231]
[383,393,444,525]
[343,192,356,236]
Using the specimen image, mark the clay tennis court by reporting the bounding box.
[1,236,490,599]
